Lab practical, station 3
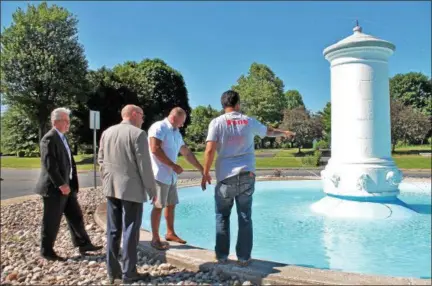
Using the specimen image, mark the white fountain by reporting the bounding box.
[311,23,415,219]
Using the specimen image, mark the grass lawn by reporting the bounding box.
[393,156,431,169]
[1,146,430,170]
[1,154,95,170]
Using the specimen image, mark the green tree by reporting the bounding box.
[280,106,323,153]
[318,101,331,143]
[390,99,430,152]
[232,63,285,126]
[285,90,304,110]
[112,58,192,131]
[185,105,220,145]
[390,72,431,115]
[72,67,139,150]
[1,2,89,141]
[1,106,39,156]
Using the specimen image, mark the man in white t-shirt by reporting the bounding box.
[201,90,295,266]
[148,107,204,250]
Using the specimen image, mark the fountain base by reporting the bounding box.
[311,195,418,219]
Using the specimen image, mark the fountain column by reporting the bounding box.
[312,24,409,219]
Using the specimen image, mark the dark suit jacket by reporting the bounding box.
[34,128,79,196]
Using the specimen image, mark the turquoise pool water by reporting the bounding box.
[141,180,431,279]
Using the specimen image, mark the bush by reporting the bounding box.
[196,143,206,152]
[301,150,322,167]
[280,142,291,149]
[187,142,197,152]
[16,151,25,158]
[78,144,94,155]
[301,155,314,166]
[313,150,322,166]
[14,145,40,157]
[315,140,330,150]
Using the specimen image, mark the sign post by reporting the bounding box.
[89,110,100,189]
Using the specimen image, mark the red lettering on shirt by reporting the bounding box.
[226,119,248,126]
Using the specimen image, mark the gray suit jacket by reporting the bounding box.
[98,121,156,203]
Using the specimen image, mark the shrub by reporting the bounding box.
[301,155,315,166]
[301,150,322,167]
[187,142,197,152]
[313,150,322,166]
[315,140,330,150]
[78,144,94,155]
[196,143,206,152]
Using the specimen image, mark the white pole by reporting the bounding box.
[93,112,97,189]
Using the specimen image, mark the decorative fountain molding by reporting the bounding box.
[311,23,415,219]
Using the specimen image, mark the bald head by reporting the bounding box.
[121,104,144,128]
[168,107,187,129]
[169,107,186,117]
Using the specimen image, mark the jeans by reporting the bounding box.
[214,172,255,262]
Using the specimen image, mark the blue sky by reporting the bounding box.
[1,1,431,113]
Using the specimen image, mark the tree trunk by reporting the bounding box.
[392,142,396,153]
[38,121,48,143]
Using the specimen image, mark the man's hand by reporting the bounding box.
[59,184,71,196]
[201,173,212,191]
[284,131,296,140]
[172,164,184,175]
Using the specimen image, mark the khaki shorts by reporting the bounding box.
[153,181,179,208]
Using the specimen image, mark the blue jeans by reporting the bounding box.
[215,172,255,262]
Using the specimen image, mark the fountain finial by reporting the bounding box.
[353,20,362,33]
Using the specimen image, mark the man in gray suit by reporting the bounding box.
[98,104,156,284]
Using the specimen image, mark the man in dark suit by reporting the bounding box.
[35,107,102,261]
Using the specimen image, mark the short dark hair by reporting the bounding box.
[221,90,240,109]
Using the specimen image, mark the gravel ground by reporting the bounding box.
[0,183,252,286]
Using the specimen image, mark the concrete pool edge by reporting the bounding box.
[94,178,431,285]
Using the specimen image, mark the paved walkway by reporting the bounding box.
[1,168,430,200]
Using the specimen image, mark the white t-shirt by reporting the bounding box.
[148,118,185,185]
[206,112,267,182]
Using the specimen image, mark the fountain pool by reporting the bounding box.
[141,180,431,279]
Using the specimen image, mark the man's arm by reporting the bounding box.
[180,145,204,174]
[149,137,183,174]
[136,132,157,199]
[201,141,217,190]
[266,126,295,138]
[97,132,105,171]
[41,138,64,187]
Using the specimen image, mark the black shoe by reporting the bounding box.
[41,253,66,262]
[108,275,121,284]
[122,273,149,283]
[78,244,103,254]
